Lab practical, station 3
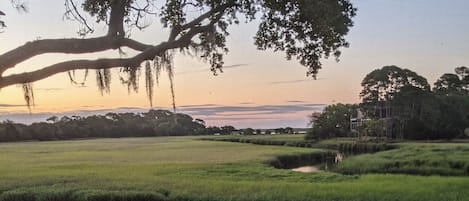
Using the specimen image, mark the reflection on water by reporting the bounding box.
[292,166,322,173]
[292,152,345,173]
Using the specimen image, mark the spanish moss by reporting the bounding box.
[67,69,89,86]
[21,83,34,112]
[167,61,176,113]
[96,68,111,95]
[119,67,140,94]
[145,61,154,108]
[154,51,176,112]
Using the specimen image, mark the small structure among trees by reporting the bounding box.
[307,65,469,141]
[350,109,367,132]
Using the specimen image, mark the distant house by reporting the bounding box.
[293,128,308,134]
[350,109,369,132]
[230,130,242,135]
[351,104,402,139]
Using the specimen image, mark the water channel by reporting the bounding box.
[290,152,345,173]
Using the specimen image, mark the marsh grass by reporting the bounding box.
[200,134,312,147]
[337,143,469,176]
[202,135,395,153]
[1,136,469,201]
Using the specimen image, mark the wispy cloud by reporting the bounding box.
[35,88,64,91]
[177,103,325,116]
[178,104,219,108]
[0,104,26,108]
[223,64,248,69]
[269,78,326,85]
[80,105,94,108]
[202,116,279,121]
[176,64,248,75]
[285,100,307,103]
[0,103,325,128]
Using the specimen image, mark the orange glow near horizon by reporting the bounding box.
[2,0,469,128]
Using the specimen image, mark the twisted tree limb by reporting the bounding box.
[0,17,218,88]
[0,37,152,76]
[0,2,231,88]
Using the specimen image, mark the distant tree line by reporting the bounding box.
[307,66,469,140]
[238,127,296,135]
[0,110,237,142]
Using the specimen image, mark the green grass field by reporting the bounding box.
[1,136,469,201]
[337,142,469,176]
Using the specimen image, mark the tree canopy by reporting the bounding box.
[360,65,430,117]
[0,109,235,142]
[309,66,469,140]
[306,103,357,140]
[359,66,469,140]
[0,0,356,108]
[0,1,27,32]
[433,66,469,96]
[0,10,5,31]
[360,65,430,103]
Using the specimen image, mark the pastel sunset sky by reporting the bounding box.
[1,0,469,128]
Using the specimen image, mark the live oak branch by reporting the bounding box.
[0,0,356,108]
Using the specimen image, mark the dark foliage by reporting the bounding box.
[0,110,232,142]
[266,152,336,169]
[305,103,358,140]
[306,66,469,141]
